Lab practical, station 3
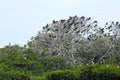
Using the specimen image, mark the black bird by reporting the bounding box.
[106,22,108,25]
[63,25,67,29]
[112,21,114,24]
[75,40,79,43]
[76,30,80,33]
[100,28,104,33]
[74,27,78,31]
[74,15,77,18]
[82,25,85,27]
[80,22,83,24]
[86,17,91,21]
[93,21,97,23]
[68,26,71,29]
[46,24,48,28]
[94,24,97,27]
[47,28,50,31]
[87,37,91,41]
[116,22,119,25]
[43,27,45,29]
[53,20,56,23]
[74,22,79,25]
[69,16,72,20]
[80,16,85,19]
[108,25,112,29]
[61,20,66,23]
[87,25,90,27]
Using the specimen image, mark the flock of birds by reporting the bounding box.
[35,16,120,64]
[40,16,102,43]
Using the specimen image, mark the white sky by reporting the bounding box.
[0,0,120,47]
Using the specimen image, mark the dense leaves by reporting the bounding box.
[0,45,71,79]
[44,64,120,80]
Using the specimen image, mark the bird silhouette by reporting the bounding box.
[47,28,50,31]
[74,22,79,25]
[94,24,97,27]
[87,37,91,41]
[43,27,45,29]
[112,21,114,24]
[93,21,97,23]
[116,22,119,25]
[76,30,80,33]
[80,16,85,20]
[74,27,78,31]
[63,25,67,29]
[80,22,83,25]
[53,20,56,23]
[61,20,66,23]
[108,25,112,29]
[106,22,108,25]
[87,25,90,27]
[46,24,48,28]
[86,17,91,21]
[100,28,104,33]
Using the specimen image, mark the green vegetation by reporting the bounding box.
[0,16,120,79]
[44,64,120,80]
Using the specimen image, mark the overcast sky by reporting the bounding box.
[0,0,120,47]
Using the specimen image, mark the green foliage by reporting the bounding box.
[0,71,30,80]
[1,16,120,79]
[0,45,71,79]
[43,64,120,80]
[39,57,71,73]
[45,70,76,80]
[92,64,120,80]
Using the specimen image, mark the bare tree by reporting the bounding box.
[28,16,120,65]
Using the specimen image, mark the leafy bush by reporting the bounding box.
[43,64,120,80]
[0,71,30,80]
[39,57,71,72]
[45,70,76,80]
[92,64,120,80]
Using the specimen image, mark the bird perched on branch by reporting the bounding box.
[86,17,91,21]
[93,21,97,23]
